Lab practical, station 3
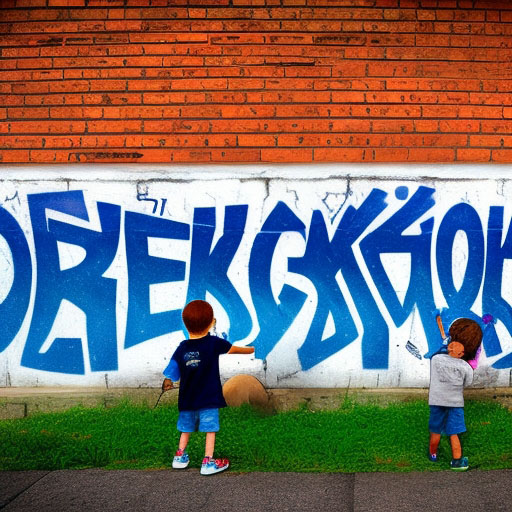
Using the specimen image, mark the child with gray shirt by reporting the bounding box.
[428,318,482,471]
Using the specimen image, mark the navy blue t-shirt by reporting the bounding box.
[166,334,231,412]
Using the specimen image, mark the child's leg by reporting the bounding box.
[179,432,191,452]
[205,432,215,458]
[449,434,462,459]
[429,432,441,456]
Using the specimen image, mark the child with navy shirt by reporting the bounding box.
[162,299,254,475]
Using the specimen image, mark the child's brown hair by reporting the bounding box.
[182,300,214,335]
[448,318,482,361]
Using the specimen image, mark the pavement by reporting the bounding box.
[2,468,512,512]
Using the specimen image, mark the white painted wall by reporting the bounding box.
[0,164,511,388]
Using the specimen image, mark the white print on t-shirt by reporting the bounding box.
[184,351,200,368]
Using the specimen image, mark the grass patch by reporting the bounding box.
[1,399,511,472]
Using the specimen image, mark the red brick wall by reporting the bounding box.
[1,0,511,164]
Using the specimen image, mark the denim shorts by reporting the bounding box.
[429,405,466,436]
[177,408,220,433]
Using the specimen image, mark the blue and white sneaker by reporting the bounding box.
[428,452,438,462]
[450,456,469,471]
[172,449,189,469]
[200,456,229,475]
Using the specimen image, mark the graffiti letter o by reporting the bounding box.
[0,207,32,352]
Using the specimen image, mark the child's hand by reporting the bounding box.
[227,345,255,355]
[162,378,173,391]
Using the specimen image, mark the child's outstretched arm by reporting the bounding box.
[227,345,255,355]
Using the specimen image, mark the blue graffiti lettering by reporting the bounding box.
[0,186,510,375]
[21,191,121,374]
[187,205,252,341]
[291,189,389,370]
[249,202,308,360]
[361,186,439,356]
[0,206,32,352]
[125,211,189,348]
[483,206,512,367]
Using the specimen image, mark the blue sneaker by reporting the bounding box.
[450,457,469,471]
[172,449,189,469]
[200,456,229,475]
[428,452,438,462]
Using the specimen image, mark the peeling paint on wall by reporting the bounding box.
[0,165,511,388]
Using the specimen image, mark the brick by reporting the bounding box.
[102,105,180,118]
[407,148,456,162]
[144,120,210,133]
[370,148,410,162]
[8,107,49,119]
[83,93,142,105]
[9,121,86,134]
[284,66,331,78]
[470,135,512,147]
[275,105,332,117]
[423,134,468,147]
[237,134,276,147]
[279,133,381,147]
[330,91,366,103]
[265,79,315,90]
[439,120,480,132]
[371,120,415,132]
[228,79,264,90]
[414,120,439,132]
[458,105,503,118]
[179,105,223,118]
[261,148,312,162]
[171,149,212,162]
[129,134,236,148]
[143,92,187,104]
[89,80,126,92]
[210,148,261,161]
[66,150,145,163]
[49,81,90,93]
[0,150,30,162]
[483,80,512,93]
[351,105,422,117]
[259,90,329,103]
[87,120,142,133]
[421,106,458,118]
[456,148,491,162]
[2,47,40,57]
[492,149,512,162]
[0,136,44,149]
[313,147,366,162]
[50,107,103,118]
[29,150,58,162]
[472,93,512,106]
[0,95,23,106]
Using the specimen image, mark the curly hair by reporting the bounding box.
[182,300,214,335]
[448,318,483,361]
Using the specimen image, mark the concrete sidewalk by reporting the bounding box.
[2,468,512,512]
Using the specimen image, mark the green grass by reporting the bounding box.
[1,399,511,472]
